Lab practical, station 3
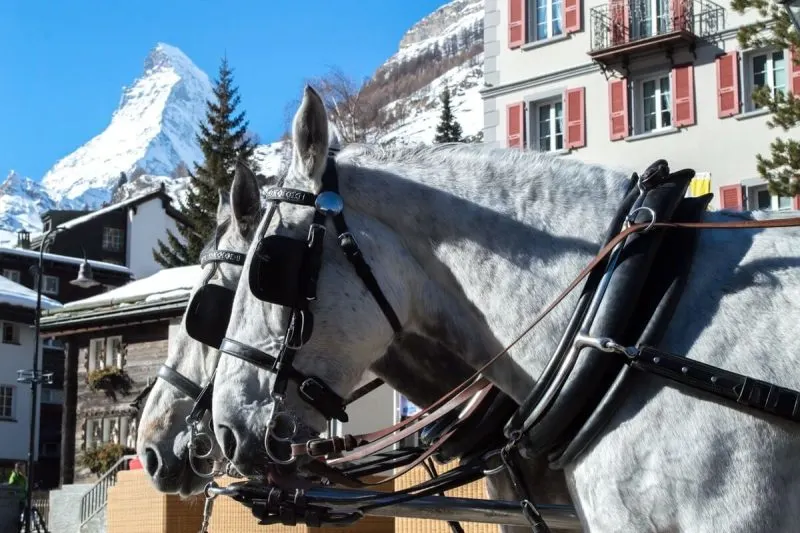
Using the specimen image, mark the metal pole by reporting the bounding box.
[207,484,583,530]
[23,227,54,533]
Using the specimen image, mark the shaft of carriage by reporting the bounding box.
[207,484,582,529]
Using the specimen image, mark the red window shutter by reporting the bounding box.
[790,47,800,95]
[507,102,525,149]
[564,0,581,33]
[608,78,628,141]
[716,51,740,118]
[670,0,688,31]
[719,185,743,210]
[564,87,586,149]
[794,194,800,210]
[672,64,695,127]
[609,0,628,45]
[509,0,525,49]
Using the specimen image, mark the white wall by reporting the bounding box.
[126,198,181,279]
[0,321,41,462]
[482,0,796,208]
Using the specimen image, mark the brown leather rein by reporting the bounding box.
[291,214,800,485]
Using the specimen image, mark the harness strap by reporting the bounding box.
[200,250,247,266]
[631,344,800,422]
[158,365,205,403]
[219,337,349,422]
[291,378,490,461]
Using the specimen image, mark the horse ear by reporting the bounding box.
[291,85,329,188]
[216,187,230,223]
[230,161,261,235]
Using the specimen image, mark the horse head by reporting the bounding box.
[136,161,273,495]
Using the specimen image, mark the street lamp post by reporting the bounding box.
[777,0,800,32]
[16,228,98,533]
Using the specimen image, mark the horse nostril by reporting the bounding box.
[144,448,160,477]
[218,425,237,461]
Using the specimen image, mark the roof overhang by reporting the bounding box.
[40,296,189,336]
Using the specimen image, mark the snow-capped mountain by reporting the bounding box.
[0,0,484,246]
[41,42,214,206]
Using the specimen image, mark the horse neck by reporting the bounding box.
[337,147,631,402]
[370,332,484,408]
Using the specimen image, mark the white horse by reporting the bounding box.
[135,166,274,496]
[211,86,800,532]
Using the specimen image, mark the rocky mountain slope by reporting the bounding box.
[0,0,484,245]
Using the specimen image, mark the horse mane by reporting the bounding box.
[333,142,635,210]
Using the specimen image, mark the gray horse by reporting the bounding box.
[211,86,800,532]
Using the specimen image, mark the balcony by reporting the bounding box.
[588,0,725,66]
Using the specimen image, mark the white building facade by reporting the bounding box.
[481,0,800,210]
[0,321,43,463]
[124,194,182,280]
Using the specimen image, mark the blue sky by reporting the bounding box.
[0,0,446,180]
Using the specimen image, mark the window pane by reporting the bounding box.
[554,102,563,150]
[779,195,792,209]
[773,50,786,93]
[551,0,563,36]
[536,0,548,40]
[538,104,551,150]
[757,189,771,210]
[752,54,767,88]
[659,76,672,127]
[631,0,652,38]
[656,0,669,32]
[642,80,656,131]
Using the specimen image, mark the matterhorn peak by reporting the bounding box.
[40,43,214,206]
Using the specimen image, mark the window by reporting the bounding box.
[88,336,124,372]
[634,73,672,134]
[102,227,123,252]
[0,386,14,419]
[40,389,64,404]
[745,183,794,211]
[2,269,20,284]
[532,99,564,151]
[527,0,563,42]
[629,0,669,39]
[40,442,60,458]
[2,322,19,344]
[743,49,787,112]
[42,275,59,295]
[84,414,135,450]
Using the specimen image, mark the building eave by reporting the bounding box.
[40,296,189,334]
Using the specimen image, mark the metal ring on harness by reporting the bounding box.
[625,206,657,232]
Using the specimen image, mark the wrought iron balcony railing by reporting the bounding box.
[589,0,725,53]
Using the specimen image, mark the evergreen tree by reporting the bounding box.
[153,56,256,267]
[730,1,800,196]
[433,86,463,143]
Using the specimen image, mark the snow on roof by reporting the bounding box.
[0,275,62,311]
[61,265,201,310]
[0,247,132,275]
[54,186,168,231]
